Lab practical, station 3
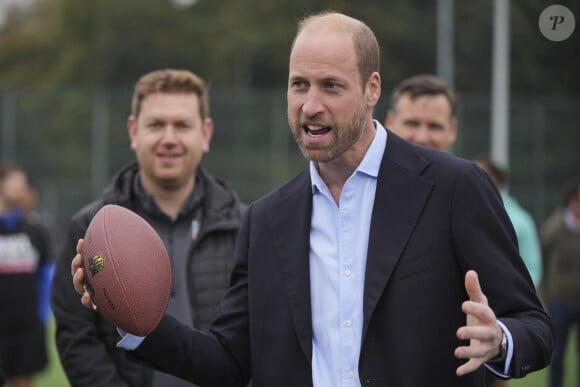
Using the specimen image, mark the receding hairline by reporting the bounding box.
[296,11,364,35]
[291,11,380,86]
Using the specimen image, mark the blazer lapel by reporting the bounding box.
[362,133,433,338]
[266,170,313,360]
[263,134,434,358]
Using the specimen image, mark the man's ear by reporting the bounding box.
[448,117,458,144]
[366,72,382,108]
[202,117,214,154]
[127,115,138,150]
[385,110,395,129]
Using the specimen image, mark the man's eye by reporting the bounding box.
[292,80,306,88]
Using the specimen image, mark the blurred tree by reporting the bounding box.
[0,0,437,90]
[0,0,60,86]
[0,0,578,94]
[510,0,580,95]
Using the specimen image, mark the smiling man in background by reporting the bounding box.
[385,73,457,152]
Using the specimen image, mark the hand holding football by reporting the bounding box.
[81,204,172,336]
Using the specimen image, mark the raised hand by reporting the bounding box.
[455,270,504,376]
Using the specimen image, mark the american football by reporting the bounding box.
[81,204,172,336]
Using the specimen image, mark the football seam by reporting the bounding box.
[103,207,143,335]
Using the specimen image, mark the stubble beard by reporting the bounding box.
[290,101,368,163]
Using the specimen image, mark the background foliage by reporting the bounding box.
[1,0,578,93]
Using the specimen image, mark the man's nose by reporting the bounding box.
[160,126,178,143]
[413,126,431,145]
[302,89,324,117]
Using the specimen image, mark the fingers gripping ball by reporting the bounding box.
[81,204,172,336]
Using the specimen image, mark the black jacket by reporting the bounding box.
[51,162,246,387]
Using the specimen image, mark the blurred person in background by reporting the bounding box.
[19,178,62,252]
[474,158,542,287]
[50,69,246,387]
[540,177,580,387]
[0,164,50,387]
[384,73,457,152]
[18,177,59,324]
[0,169,55,325]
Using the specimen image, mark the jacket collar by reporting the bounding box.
[362,131,432,338]
[102,162,244,231]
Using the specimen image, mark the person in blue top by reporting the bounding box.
[475,158,542,287]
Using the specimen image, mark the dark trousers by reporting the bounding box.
[548,299,580,387]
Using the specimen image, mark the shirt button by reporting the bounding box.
[347,371,354,378]
[344,320,352,327]
[344,269,352,277]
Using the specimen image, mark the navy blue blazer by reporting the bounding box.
[133,129,553,387]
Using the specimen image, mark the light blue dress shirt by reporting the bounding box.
[309,122,386,387]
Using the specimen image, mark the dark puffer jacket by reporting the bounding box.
[51,162,246,387]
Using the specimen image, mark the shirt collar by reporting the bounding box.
[310,120,388,194]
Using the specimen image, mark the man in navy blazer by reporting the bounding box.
[73,11,552,387]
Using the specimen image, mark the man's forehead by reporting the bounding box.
[290,28,356,68]
[293,24,352,51]
[397,93,452,111]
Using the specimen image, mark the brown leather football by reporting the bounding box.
[81,204,171,336]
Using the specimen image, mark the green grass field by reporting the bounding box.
[34,317,70,387]
[35,318,577,387]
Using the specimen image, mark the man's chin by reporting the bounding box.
[154,175,183,190]
[300,147,335,163]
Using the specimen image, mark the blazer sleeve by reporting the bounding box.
[451,163,553,378]
[131,205,255,387]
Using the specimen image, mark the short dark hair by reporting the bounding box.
[473,158,508,187]
[390,74,457,117]
[562,177,580,206]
